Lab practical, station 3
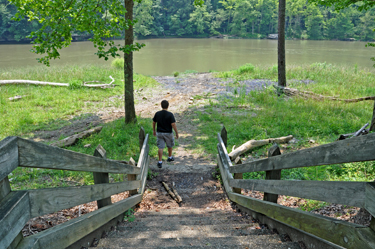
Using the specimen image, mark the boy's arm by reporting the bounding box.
[172,123,179,139]
[152,121,156,136]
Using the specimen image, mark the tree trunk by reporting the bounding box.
[124,0,137,124]
[370,101,375,132]
[278,0,286,87]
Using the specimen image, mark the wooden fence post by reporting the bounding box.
[221,126,227,148]
[0,137,23,248]
[128,127,145,196]
[263,144,281,203]
[233,158,243,194]
[93,145,112,208]
[128,158,138,196]
[139,127,146,152]
[370,101,375,132]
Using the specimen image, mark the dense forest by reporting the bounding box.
[1,0,375,42]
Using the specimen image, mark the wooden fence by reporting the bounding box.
[0,128,149,249]
[217,126,375,248]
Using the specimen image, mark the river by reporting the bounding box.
[0,38,374,76]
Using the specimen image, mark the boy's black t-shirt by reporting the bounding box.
[153,110,176,133]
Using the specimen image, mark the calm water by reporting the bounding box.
[0,39,374,76]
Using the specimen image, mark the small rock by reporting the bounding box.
[189,97,194,100]
[189,101,193,104]
[84,144,91,148]
[309,139,316,143]
[167,91,170,94]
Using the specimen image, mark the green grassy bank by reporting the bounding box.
[198,62,375,182]
[0,64,157,139]
[1,63,375,194]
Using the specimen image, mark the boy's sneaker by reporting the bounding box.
[157,162,162,168]
[167,156,175,162]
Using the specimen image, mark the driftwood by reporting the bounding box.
[8,95,25,101]
[338,123,369,140]
[51,126,103,147]
[162,182,182,203]
[171,187,182,203]
[0,76,116,89]
[275,85,375,103]
[228,135,293,160]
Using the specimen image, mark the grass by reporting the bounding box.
[0,64,159,190]
[194,62,375,182]
[0,64,158,140]
[2,62,375,191]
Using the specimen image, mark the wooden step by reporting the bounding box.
[95,236,301,248]
[112,224,272,238]
[121,216,256,227]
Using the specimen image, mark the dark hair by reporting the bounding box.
[161,100,169,109]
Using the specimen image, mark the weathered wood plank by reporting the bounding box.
[93,145,112,208]
[217,134,234,193]
[228,192,375,249]
[0,136,18,183]
[137,135,149,195]
[17,138,140,174]
[0,191,30,249]
[217,133,233,168]
[233,173,243,194]
[365,182,375,218]
[128,157,138,196]
[0,177,11,200]
[221,126,227,148]
[230,132,375,173]
[230,179,365,207]
[264,144,281,203]
[17,194,142,249]
[28,180,141,218]
[217,155,233,194]
[139,127,146,152]
[139,155,150,195]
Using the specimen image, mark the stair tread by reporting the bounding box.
[96,236,300,248]
[93,242,300,249]
[111,224,272,238]
[120,219,258,227]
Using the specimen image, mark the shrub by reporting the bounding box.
[111,58,124,69]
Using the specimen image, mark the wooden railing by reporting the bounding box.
[0,128,149,249]
[217,127,375,249]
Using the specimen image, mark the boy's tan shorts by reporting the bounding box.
[156,132,175,149]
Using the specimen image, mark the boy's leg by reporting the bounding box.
[168,147,173,157]
[158,148,163,161]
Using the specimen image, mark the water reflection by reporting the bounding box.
[0,39,373,76]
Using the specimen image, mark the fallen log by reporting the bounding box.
[171,187,182,203]
[8,95,25,101]
[274,85,375,103]
[0,76,116,89]
[337,123,369,140]
[162,182,181,203]
[51,126,103,147]
[228,135,293,161]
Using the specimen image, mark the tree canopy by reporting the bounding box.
[308,0,375,11]
[3,0,375,43]
[9,0,144,65]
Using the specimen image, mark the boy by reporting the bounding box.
[152,100,179,168]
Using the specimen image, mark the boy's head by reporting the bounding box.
[161,100,169,109]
